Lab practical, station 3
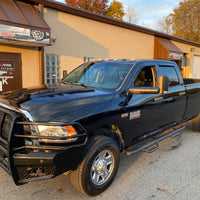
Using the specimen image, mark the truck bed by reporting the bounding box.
[183,78,200,122]
[183,78,200,85]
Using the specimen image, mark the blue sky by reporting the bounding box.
[55,0,182,30]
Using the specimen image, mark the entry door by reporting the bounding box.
[0,52,22,93]
[193,55,200,78]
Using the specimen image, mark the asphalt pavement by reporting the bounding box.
[0,127,200,200]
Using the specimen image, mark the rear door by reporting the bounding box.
[156,64,186,127]
[0,52,22,93]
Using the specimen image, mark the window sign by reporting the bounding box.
[0,24,50,45]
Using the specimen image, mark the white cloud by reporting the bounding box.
[55,0,66,3]
[55,0,182,30]
[121,0,182,30]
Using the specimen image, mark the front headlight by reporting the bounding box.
[37,125,78,143]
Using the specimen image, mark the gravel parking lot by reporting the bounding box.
[0,127,200,200]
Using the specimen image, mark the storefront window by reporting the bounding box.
[45,54,60,85]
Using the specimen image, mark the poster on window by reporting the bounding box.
[0,24,50,45]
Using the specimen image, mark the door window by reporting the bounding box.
[159,66,179,86]
[134,66,156,87]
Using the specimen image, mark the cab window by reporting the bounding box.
[159,66,179,86]
[134,66,156,87]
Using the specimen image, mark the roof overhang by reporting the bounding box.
[154,37,184,60]
[0,0,51,47]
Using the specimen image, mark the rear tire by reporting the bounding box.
[70,136,120,196]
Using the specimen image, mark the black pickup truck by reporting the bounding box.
[0,59,200,196]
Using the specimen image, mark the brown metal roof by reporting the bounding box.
[157,37,182,53]
[26,0,200,48]
[154,37,183,60]
[0,0,50,32]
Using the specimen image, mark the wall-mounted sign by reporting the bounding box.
[0,60,14,71]
[170,52,183,60]
[0,24,50,45]
[0,60,15,91]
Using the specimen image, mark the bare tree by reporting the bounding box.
[158,16,173,35]
[125,6,138,23]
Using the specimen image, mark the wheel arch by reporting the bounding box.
[91,124,125,152]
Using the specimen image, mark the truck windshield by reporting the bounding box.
[62,62,133,90]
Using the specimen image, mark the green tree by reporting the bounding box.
[65,0,109,15]
[105,0,125,20]
[160,0,200,43]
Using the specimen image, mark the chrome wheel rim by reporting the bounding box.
[90,150,114,186]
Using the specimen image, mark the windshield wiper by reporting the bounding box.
[61,82,101,89]
[59,81,86,87]
[71,83,87,87]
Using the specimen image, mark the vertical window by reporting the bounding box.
[45,54,60,85]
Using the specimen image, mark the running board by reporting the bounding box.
[126,126,185,156]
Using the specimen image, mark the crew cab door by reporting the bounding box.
[122,63,162,145]
[156,64,186,126]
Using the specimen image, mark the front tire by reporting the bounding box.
[70,136,120,196]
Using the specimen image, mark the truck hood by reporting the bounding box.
[0,84,114,122]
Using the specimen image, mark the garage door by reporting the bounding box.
[193,55,200,78]
[0,52,22,93]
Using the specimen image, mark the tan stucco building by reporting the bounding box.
[41,0,200,84]
[1,0,200,92]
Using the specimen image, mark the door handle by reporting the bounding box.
[179,92,186,96]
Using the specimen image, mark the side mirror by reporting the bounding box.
[156,76,169,94]
[129,87,160,95]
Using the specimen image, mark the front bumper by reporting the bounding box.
[0,105,87,185]
[13,147,85,184]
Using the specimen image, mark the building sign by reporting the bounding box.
[0,24,50,45]
[170,52,183,60]
[0,60,14,71]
